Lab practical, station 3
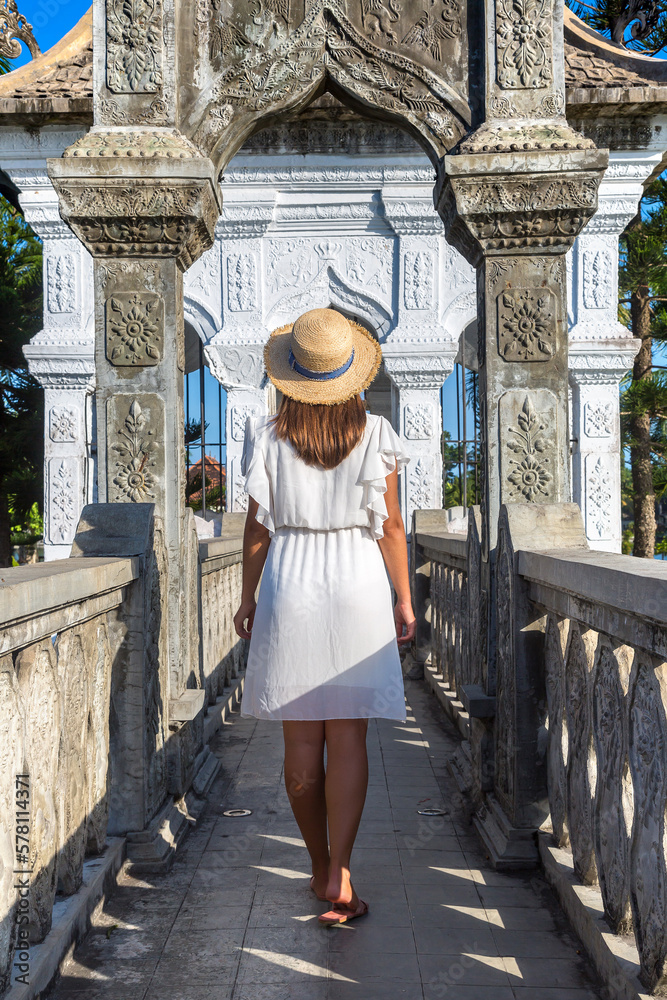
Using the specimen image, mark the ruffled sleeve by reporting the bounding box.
[357,416,410,540]
[241,416,275,534]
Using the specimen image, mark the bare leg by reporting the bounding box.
[282,720,329,897]
[324,718,369,907]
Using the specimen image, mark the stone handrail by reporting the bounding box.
[199,531,245,706]
[0,555,137,993]
[520,545,667,993]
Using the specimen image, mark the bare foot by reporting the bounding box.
[326,864,358,907]
[310,865,329,900]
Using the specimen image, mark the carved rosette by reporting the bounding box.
[106,292,164,366]
[48,133,220,271]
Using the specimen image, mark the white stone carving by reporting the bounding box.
[47,253,76,313]
[227,253,258,312]
[586,455,614,541]
[409,457,436,510]
[404,250,434,310]
[404,403,434,440]
[231,404,260,442]
[47,458,79,545]
[583,249,613,310]
[584,400,614,438]
[49,405,79,443]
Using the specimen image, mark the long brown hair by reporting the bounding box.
[273,394,367,470]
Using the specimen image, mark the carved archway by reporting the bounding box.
[184,0,472,174]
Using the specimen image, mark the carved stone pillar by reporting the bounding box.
[1,130,95,559]
[435,0,608,866]
[384,353,455,529]
[567,151,657,551]
[48,130,219,836]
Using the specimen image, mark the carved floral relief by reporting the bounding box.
[404,403,434,440]
[48,458,79,544]
[108,398,162,504]
[106,0,163,94]
[503,393,555,503]
[49,406,79,443]
[404,250,434,311]
[497,287,555,361]
[106,292,164,366]
[227,253,258,312]
[495,0,552,90]
[47,254,76,314]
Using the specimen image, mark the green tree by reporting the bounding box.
[618,175,667,557]
[0,196,43,566]
[570,0,667,54]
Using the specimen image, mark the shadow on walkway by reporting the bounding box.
[50,679,603,1000]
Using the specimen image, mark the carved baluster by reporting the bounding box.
[564,623,598,885]
[628,656,667,993]
[592,641,632,934]
[544,613,569,848]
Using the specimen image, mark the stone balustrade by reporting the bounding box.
[0,507,247,997]
[521,545,667,994]
[200,524,246,707]
[414,503,667,995]
[0,555,137,992]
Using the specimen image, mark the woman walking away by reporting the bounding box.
[233,308,416,926]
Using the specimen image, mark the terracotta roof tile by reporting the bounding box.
[565,43,645,87]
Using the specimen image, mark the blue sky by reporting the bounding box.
[11,0,89,67]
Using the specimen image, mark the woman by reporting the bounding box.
[233,308,416,926]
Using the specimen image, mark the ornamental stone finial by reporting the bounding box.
[0,0,40,61]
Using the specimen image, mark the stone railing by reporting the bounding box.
[521,543,667,995]
[0,554,137,993]
[0,505,248,998]
[199,521,245,708]
[414,501,667,995]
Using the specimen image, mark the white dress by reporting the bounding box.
[239,412,410,722]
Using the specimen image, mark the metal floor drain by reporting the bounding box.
[417,807,447,816]
[222,808,253,817]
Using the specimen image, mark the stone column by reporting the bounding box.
[435,0,608,865]
[384,353,455,529]
[205,189,277,512]
[1,130,95,559]
[48,0,221,831]
[567,151,658,551]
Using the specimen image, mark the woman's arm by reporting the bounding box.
[233,498,271,640]
[377,467,417,647]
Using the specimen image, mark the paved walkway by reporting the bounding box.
[52,678,603,1000]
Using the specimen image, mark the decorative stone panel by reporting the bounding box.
[106,395,165,505]
[404,403,434,440]
[584,399,614,438]
[49,405,79,443]
[227,253,258,312]
[105,291,164,366]
[404,249,434,310]
[106,0,163,94]
[231,404,260,442]
[585,453,614,542]
[497,286,556,361]
[500,390,558,503]
[46,253,76,314]
[47,458,80,546]
[495,0,553,90]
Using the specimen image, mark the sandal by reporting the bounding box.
[310,875,329,902]
[318,898,369,926]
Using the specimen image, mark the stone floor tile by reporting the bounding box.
[350,846,400,865]
[423,986,514,1000]
[410,902,496,930]
[328,948,422,982]
[244,922,330,954]
[418,951,512,988]
[475,886,544,908]
[235,947,330,984]
[484,906,557,931]
[329,980,424,999]
[405,882,482,907]
[327,922,417,953]
[510,991,602,999]
[412,924,498,956]
[144,984,235,1000]
[232,984,329,1000]
[399,849,468,868]
[502,958,590,988]
[490,929,584,958]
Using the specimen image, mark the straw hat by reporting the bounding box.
[264,308,382,405]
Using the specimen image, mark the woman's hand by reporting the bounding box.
[394,601,416,646]
[234,598,257,640]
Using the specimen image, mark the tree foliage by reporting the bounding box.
[618,174,667,556]
[569,0,667,54]
[0,196,43,566]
